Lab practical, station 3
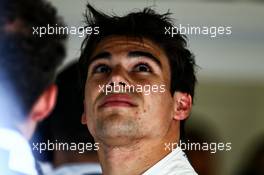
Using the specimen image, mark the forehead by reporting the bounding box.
[91,36,166,57]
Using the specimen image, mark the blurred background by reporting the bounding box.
[47,0,264,175]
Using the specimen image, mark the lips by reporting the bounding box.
[99,93,137,108]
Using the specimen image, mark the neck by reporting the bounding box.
[53,151,99,168]
[97,123,179,175]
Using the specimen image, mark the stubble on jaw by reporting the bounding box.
[95,111,144,145]
[97,112,140,136]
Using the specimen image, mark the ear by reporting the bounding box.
[172,92,192,121]
[29,84,57,122]
[81,113,87,125]
[81,100,87,125]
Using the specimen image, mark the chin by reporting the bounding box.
[99,135,138,147]
[95,118,142,145]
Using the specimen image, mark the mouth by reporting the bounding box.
[98,93,137,108]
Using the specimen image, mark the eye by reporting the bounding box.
[133,63,152,72]
[92,64,111,74]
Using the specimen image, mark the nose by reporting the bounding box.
[106,65,130,88]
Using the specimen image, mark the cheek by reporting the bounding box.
[84,81,99,125]
[130,75,158,86]
[142,91,174,125]
[85,79,100,104]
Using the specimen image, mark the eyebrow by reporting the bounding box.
[128,51,162,69]
[89,50,162,69]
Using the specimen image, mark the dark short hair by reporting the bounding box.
[0,0,67,119]
[79,4,197,97]
[49,62,95,144]
[79,4,197,138]
[32,63,95,160]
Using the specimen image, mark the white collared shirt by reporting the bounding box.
[143,147,197,175]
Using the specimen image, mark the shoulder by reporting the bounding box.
[143,147,198,175]
[0,127,37,175]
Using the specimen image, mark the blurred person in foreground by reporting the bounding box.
[79,4,198,175]
[0,0,67,174]
[32,62,101,175]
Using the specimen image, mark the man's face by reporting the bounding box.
[83,36,176,146]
